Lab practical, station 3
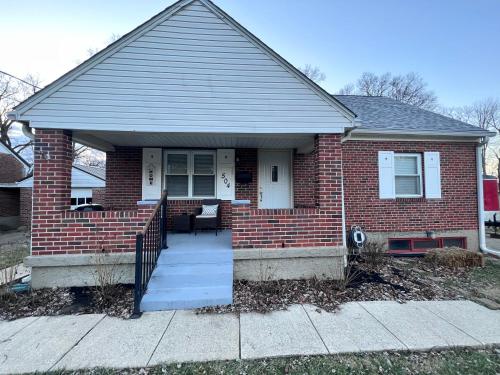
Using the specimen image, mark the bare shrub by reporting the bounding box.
[92,249,125,308]
[424,247,484,269]
[0,265,18,300]
[361,242,386,270]
[335,256,362,291]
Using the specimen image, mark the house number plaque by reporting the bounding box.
[221,172,231,188]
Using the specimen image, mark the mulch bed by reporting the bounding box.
[0,257,485,319]
[198,258,473,314]
[0,285,133,320]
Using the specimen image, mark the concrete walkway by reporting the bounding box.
[0,300,499,374]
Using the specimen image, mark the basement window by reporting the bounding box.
[388,237,466,252]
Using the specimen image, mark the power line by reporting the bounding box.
[0,70,42,89]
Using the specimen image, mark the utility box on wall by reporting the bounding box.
[483,175,499,211]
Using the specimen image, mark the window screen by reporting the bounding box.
[394,154,422,197]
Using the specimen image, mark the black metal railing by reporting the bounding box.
[133,190,168,316]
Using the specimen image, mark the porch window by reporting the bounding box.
[394,154,422,198]
[165,150,216,198]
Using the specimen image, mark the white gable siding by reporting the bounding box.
[71,168,105,188]
[21,1,351,134]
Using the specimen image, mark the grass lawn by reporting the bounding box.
[44,349,500,375]
[471,258,500,284]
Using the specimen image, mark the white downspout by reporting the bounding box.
[476,141,500,256]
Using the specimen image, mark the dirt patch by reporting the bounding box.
[199,256,498,314]
[0,284,133,320]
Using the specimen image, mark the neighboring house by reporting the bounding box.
[0,148,105,229]
[7,0,494,309]
[18,164,106,212]
[0,140,31,229]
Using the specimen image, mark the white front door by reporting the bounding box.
[258,150,292,209]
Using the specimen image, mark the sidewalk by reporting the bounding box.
[0,300,499,374]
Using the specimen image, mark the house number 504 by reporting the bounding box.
[221,172,230,188]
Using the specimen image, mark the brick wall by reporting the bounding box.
[235,149,258,208]
[232,206,341,248]
[32,130,152,256]
[167,199,232,229]
[19,187,32,228]
[232,135,344,248]
[342,141,479,232]
[0,154,25,183]
[105,147,142,210]
[0,188,20,217]
[92,188,106,205]
[32,208,154,255]
[293,152,316,208]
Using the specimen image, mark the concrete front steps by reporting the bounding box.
[140,232,233,311]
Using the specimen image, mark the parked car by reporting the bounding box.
[73,204,104,212]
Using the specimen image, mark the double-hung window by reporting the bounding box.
[165,150,216,198]
[394,153,422,198]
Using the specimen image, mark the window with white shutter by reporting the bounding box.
[424,152,442,198]
[394,154,423,198]
[378,151,396,199]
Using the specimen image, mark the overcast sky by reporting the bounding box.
[2,0,499,107]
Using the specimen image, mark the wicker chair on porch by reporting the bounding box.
[193,199,222,235]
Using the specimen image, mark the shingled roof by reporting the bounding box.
[333,95,494,137]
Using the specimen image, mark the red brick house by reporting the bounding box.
[0,139,31,229]
[7,0,494,310]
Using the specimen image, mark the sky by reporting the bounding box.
[2,0,500,109]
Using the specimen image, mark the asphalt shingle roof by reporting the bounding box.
[333,95,492,136]
[73,164,106,181]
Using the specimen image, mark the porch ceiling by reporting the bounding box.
[73,131,316,153]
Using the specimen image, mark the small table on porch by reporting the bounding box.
[173,214,194,233]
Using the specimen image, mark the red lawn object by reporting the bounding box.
[483,175,499,212]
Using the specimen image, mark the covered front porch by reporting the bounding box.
[28,129,347,310]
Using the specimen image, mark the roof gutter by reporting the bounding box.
[352,128,496,138]
[476,138,500,257]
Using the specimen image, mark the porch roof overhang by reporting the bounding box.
[73,130,318,154]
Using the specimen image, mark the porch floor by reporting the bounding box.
[140,230,233,312]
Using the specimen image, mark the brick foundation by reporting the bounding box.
[342,141,479,232]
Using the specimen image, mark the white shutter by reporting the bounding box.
[378,151,395,199]
[216,149,235,200]
[424,152,441,199]
[142,148,162,200]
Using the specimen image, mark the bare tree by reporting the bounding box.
[337,72,438,110]
[299,64,326,83]
[73,143,105,168]
[0,72,39,151]
[87,34,121,57]
[443,98,500,172]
